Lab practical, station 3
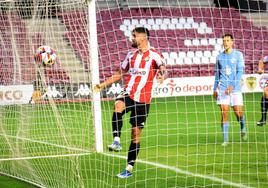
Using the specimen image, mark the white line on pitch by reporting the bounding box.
[0,152,91,161]
[0,133,89,153]
[102,153,252,188]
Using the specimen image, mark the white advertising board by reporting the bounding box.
[0,85,34,105]
[152,74,265,98]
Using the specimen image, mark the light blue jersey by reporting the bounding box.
[263,55,268,63]
[213,49,244,93]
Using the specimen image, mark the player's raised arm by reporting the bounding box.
[93,69,124,92]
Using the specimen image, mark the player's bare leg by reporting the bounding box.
[220,104,230,146]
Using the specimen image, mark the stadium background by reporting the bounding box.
[0,0,268,187]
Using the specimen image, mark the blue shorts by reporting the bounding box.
[216,91,243,106]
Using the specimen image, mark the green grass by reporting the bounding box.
[0,175,37,188]
[0,93,267,187]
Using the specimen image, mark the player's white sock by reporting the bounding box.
[114,136,120,143]
[222,122,229,143]
[126,164,133,172]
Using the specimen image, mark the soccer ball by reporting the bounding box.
[40,52,56,66]
[35,45,57,66]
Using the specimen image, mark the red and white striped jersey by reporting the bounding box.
[121,47,165,103]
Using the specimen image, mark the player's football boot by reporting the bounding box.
[117,169,132,178]
[221,142,228,147]
[257,120,266,126]
[241,132,247,141]
[108,141,122,152]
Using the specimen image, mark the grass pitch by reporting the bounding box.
[0,93,267,188]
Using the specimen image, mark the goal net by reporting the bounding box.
[0,0,267,187]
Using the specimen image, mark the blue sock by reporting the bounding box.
[237,116,246,133]
[222,122,229,142]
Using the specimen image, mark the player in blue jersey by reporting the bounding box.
[257,55,268,126]
[213,33,247,146]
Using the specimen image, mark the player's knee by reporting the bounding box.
[131,137,141,144]
[264,92,268,99]
[131,127,142,143]
[131,138,140,144]
[114,100,125,112]
[222,114,229,122]
[222,118,228,123]
[234,110,243,118]
[221,111,229,118]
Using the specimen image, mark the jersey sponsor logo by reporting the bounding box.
[128,68,147,76]
[144,56,150,62]
[231,58,236,64]
[225,65,232,75]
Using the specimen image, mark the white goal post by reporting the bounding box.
[88,0,103,153]
[0,0,267,187]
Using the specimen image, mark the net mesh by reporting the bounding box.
[0,0,267,187]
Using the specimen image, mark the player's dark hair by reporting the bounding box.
[133,27,150,40]
[223,33,234,40]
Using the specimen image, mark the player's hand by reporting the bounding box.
[93,84,103,93]
[257,69,264,74]
[225,86,233,95]
[157,69,167,84]
[157,72,165,84]
[213,91,218,100]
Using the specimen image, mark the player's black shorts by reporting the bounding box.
[116,94,150,128]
